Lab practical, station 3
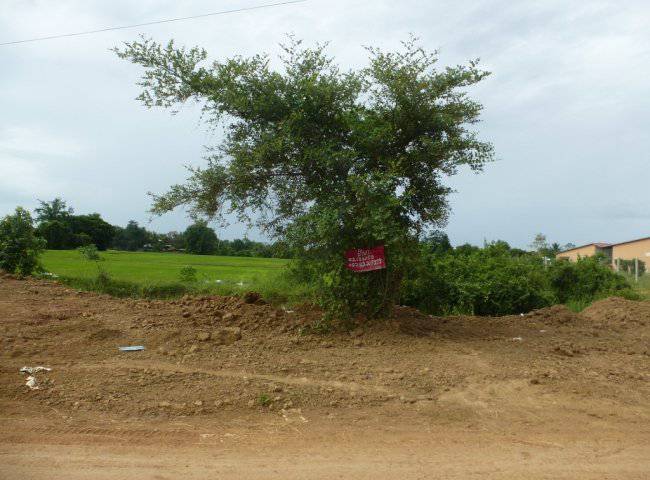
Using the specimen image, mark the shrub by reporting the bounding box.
[179,265,198,283]
[0,207,46,276]
[77,244,101,261]
[549,256,634,304]
[402,246,554,316]
[402,246,638,317]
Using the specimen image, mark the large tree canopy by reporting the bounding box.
[115,37,493,320]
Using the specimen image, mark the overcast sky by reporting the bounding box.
[1,0,648,248]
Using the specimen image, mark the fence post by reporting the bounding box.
[635,258,639,283]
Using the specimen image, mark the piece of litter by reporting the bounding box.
[511,337,523,342]
[281,408,308,424]
[520,313,525,317]
[19,366,52,390]
[25,376,39,390]
[119,346,145,351]
[20,366,52,374]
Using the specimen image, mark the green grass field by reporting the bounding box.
[43,250,289,284]
[40,250,304,302]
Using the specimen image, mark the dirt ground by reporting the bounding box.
[1,276,649,479]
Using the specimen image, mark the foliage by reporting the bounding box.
[403,242,637,316]
[68,214,115,250]
[37,220,73,249]
[257,393,272,407]
[422,230,453,255]
[35,198,74,223]
[77,244,101,261]
[179,265,198,283]
[403,242,553,316]
[34,199,116,251]
[183,221,218,255]
[112,220,152,251]
[549,256,635,304]
[114,36,494,320]
[0,207,46,276]
[529,233,549,254]
[615,258,646,276]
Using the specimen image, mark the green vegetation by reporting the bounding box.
[36,198,116,250]
[625,273,650,301]
[257,393,272,407]
[0,207,46,277]
[115,36,494,322]
[35,198,286,258]
[178,265,198,283]
[403,242,639,316]
[183,221,218,255]
[39,249,309,303]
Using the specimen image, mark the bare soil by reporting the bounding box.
[1,276,649,479]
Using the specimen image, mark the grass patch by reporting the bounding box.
[41,249,313,304]
[629,274,650,300]
[42,250,289,284]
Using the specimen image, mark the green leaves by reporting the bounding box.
[0,207,46,276]
[116,36,494,320]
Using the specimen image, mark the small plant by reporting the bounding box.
[77,244,101,261]
[257,393,271,407]
[96,269,111,285]
[179,265,198,283]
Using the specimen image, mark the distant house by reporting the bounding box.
[556,242,612,263]
[556,236,650,273]
[610,237,650,270]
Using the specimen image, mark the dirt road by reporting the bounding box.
[1,276,649,479]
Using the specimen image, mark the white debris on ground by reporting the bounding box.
[19,366,52,390]
[281,408,308,424]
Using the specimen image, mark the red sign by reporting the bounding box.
[345,245,386,272]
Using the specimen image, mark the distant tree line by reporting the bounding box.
[33,198,288,258]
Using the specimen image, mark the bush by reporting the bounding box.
[179,265,197,283]
[549,256,635,304]
[402,245,638,316]
[77,244,101,261]
[403,245,554,316]
[0,207,46,276]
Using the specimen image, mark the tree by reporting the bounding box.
[115,36,493,320]
[547,242,562,257]
[530,233,549,255]
[112,220,150,251]
[0,207,46,276]
[162,231,185,250]
[37,220,73,249]
[183,221,218,255]
[35,198,73,224]
[68,214,116,250]
[422,230,452,255]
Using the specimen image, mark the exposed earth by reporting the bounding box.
[1,275,649,479]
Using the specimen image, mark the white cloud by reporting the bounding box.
[0,126,84,157]
[1,0,649,246]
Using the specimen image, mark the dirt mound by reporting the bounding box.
[2,277,650,479]
[1,277,650,422]
[581,296,650,326]
[525,304,580,325]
